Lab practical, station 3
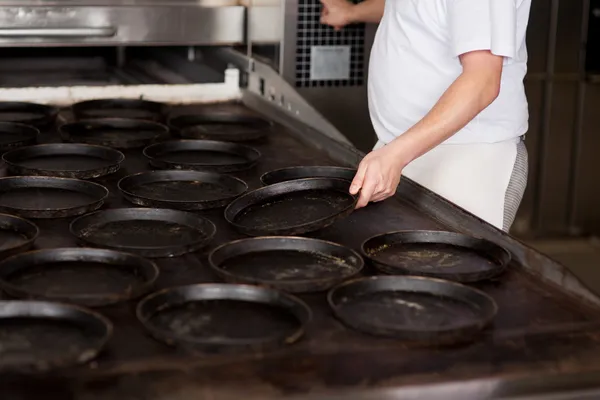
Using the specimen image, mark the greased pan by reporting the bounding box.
[171,113,272,142]
[3,143,125,179]
[0,248,159,307]
[72,99,169,121]
[0,300,112,373]
[59,118,168,149]
[362,230,511,283]
[0,176,108,219]
[261,166,357,186]
[328,276,497,345]
[209,237,363,293]
[0,122,39,153]
[225,178,357,236]
[0,102,59,129]
[70,208,216,258]
[143,140,261,173]
[118,170,248,211]
[137,283,311,351]
[0,213,39,260]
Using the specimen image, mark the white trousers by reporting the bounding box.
[374,137,528,231]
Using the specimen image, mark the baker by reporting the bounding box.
[320,0,531,231]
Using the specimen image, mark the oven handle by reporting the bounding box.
[0,27,117,38]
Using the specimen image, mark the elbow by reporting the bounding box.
[480,77,501,108]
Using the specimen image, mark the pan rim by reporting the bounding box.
[72,98,169,120]
[260,165,357,186]
[0,101,59,125]
[208,236,364,290]
[327,275,498,336]
[224,177,358,235]
[0,176,109,213]
[360,230,511,282]
[117,170,248,206]
[136,283,312,347]
[0,247,159,306]
[0,212,39,256]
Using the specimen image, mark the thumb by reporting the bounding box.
[350,163,367,195]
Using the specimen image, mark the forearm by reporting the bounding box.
[387,70,501,166]
[349,0,385,23]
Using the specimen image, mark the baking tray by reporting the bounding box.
[143,140,261,173]
[0,248,159,307]
[2,143,125,179]
[72,99,169,121]
[0,213,38,260]
[362,230,511,283]
[328,276,498,345]
[0,122,38,153]
[170,113,272,142]
[225,178,357,236]
[0,102,59,130]
[70,208,216,258]
[260,166,357,186]
[209,236,364,293]
[59,118,169,149]
[0,176,108,219]
[0,300,112,373]
[118,170,248,211]
[136,283,311,351]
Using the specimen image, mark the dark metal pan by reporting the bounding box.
[0,248,159,307]
[59,118,168,149]
[137,283,311,351]
[261,166,357,186]
[225,178,357,236]
[0,300,112,373]
[2,143,125,179]
[0,213,38,260]
[209,237,364,293]
[170,114,272,142]
[0,176,108,219]
[328,276,497,345]
[0,122,39,153]
[70,208,216,258]
[143,140,261,173]
[72,98,169,121]
[362,230,511,283]
[0,102,59,129]
[118,170,248,211]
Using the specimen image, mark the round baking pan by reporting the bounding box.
[3,143,125,179]
[0,300,112,373]
[328,276,497,344]
[72,99,169,121]
[225,178,357,236]
[0,122,39,153]
[261,166,357,186]
[143,140,261,173]
[0,176,108,219]
[0,102,59,129]
[0,248,159,307]
[362,231,511,283]
[70,208,216,258]
[118,170,248,211]
[137,283,311,351]
[0,213,38,260]
[59,118,169,149]
[170,114,272,142]
[209,237,364,293]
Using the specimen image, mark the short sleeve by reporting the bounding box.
[449,0,517,60]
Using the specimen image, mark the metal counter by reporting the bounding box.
[2,101,600,400]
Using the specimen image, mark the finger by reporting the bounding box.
[350,162,367,195]
[356,176,376,209]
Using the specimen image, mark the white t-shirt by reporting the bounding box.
[368,0,532,145]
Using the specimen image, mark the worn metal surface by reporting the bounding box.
[4,103,600,398]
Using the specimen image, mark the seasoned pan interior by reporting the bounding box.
[0,102,58,128]
[261,166,357,186]
[0,122,38,153]
[72,99,168,121]
[0,213,38,259]
[172,114,271,142]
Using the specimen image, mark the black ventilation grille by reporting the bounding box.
[295,0,365,88]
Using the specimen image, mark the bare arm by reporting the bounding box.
[320,0,384,30]
[351,50,504,207]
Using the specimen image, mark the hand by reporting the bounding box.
[320,0,355,31]
[350,144,408,209]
